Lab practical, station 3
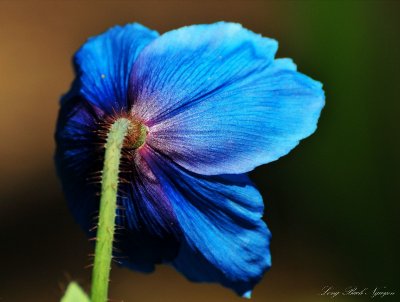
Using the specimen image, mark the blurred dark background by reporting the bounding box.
[0,1,399,301]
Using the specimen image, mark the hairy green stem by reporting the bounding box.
[91,118,131,302]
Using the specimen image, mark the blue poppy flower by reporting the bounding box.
[55,22,324,297]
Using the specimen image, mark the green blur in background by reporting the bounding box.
[0,1,398,301]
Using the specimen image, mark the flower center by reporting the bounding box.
[125,118,148,149]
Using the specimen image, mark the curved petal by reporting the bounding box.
[56,93,270,283]
[116,149,182,271]
[55,95,105,231]
[144,148,271,296]
[55,96,180,273]
[129,22,324,175]
[73,23,159,113]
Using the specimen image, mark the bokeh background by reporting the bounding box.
[0,1,399,301]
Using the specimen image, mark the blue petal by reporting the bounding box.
[115,149,183,272]
[242,290,252,299]
[73,23,158,113]
[55,95,105,231]
[129,22,324,175]
[57,23,159,233]
[55,97,181,273]
[146,150,271,296]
